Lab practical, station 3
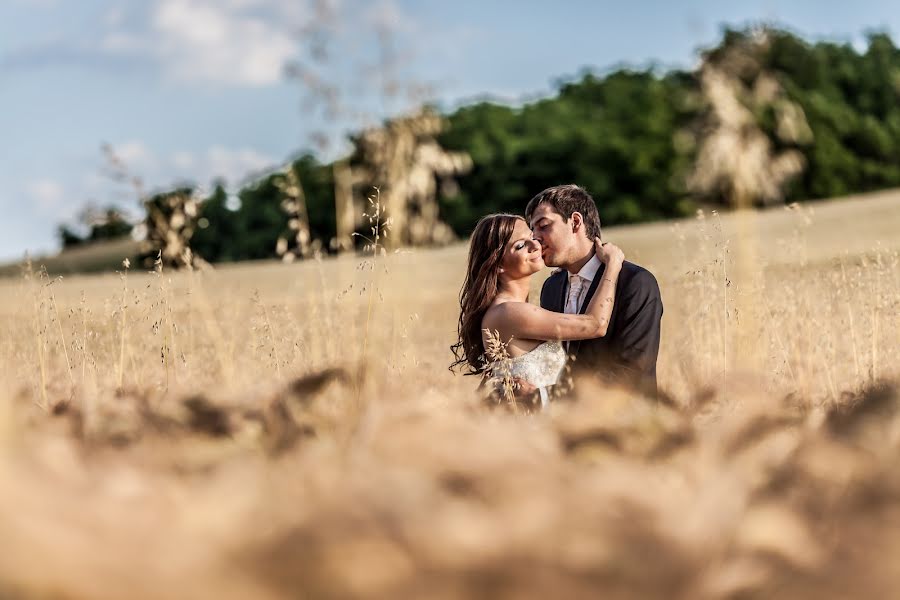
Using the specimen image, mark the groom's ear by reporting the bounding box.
[570,211,584,234]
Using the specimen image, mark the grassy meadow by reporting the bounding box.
[1,190,899,599]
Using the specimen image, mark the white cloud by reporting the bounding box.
[152,0,299,85]
[364,0,419,34]
[203,145,274,182]
[25,179,68,216]
[172,150,195,170]
[103,141,276,190]
[104,5,126,27]
[13,0,58,6]
[114,140,154,166]
[96,0,304,86]
[100,31,146,53]
[10,0,437,91]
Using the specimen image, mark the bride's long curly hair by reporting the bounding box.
[450,213,524,375]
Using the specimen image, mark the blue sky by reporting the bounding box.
[1,0,897,261]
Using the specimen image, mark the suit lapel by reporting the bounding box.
[546,271,570,352]
[556,272,567,313]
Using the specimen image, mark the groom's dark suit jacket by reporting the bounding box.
[540,261,663,397]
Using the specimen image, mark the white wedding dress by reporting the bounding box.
[490,341,567,409]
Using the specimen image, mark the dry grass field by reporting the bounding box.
[1,190,899,599]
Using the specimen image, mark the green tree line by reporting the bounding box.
[63,26,900,263]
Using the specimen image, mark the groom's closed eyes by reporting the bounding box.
[532,219,551,233]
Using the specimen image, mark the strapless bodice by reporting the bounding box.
[505,341,567,387]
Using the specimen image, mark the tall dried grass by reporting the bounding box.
[0,192,898,599]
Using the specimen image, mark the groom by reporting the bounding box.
[525,184,663,397]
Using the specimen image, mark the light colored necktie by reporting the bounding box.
[565,275,584,315]
[563,276,584,354]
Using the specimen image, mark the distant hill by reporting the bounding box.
[3,187,898,279]
[0,237,141,278]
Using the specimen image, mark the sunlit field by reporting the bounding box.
[1,190,899,599]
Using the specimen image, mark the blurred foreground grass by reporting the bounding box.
[0,191,898,599]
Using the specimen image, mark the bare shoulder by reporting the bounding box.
[483,301,534,326]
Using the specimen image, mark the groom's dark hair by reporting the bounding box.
[525,184,602,240]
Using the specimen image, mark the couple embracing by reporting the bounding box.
[451,185,663,408]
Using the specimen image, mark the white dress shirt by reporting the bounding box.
[564,254,602,315]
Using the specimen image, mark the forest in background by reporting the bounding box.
[58,26,900,265]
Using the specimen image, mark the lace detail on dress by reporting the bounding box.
[487,341,567,399]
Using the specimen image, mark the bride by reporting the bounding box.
[451,213,624,407]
